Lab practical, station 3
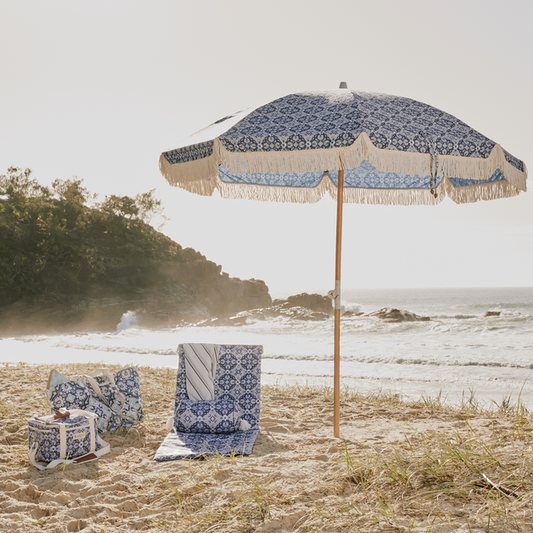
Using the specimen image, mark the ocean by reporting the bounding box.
[2,287,532,409]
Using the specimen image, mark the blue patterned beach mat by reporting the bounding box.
[154,428,259,461]
[154,344,262,461]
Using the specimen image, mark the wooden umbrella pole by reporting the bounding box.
[334,168,344,438]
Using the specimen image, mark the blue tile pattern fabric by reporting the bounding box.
[114,367,145,428]
[219,165,325,188]
[340,161,443,189]
[155,428,259,460]
[47,379,117,434]
[164,140,214,165]
[28,414,99,464]
[163,91,523,171]
[219,160,449,190]
[90,374,125,417]
[154,344,262,461]
[222,91,484,156]
[448,168,506,188]
[175,399,243,434]
[46,367,144,434]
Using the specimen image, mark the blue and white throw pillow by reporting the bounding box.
[175,399,242,434]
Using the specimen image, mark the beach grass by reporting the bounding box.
[0,362,532,532]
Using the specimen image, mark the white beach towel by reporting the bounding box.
[182,343,220,401]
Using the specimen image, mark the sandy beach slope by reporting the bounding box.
[1,362,532,532]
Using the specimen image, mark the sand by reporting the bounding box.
[1,362,532,532]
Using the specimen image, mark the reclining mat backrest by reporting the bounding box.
[175,344,262,430]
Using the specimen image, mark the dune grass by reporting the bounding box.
[0,362,532,532]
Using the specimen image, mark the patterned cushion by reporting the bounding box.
[175,399,242,434]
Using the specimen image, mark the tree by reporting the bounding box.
[99,195,139,219]
[0,167,172,302]
[134,189,168,227]
[51,177,90,205]
[99,189,167,227]
[51,178,92,230]
[0,167,49,200]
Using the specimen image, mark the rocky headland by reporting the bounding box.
[0,168,433,336]
[0,168,272,336]
[0,265,272,336]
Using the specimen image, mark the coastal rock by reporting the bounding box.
[272,293,333,314]
[198,292,332,327]
[367,307,431,322]
[484,310,501,317]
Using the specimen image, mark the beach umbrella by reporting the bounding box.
[159,84,528,438]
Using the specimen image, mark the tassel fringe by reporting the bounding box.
[172,174,522,205]
[159,133,527,205]
[159,152,218,185]
[339,184,444,206]
[444,177,521,204]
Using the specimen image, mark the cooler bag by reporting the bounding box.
[28,409,110,470]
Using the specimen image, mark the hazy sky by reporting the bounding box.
[1,0,532,296]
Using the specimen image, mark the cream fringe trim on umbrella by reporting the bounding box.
[172,173,522,206]
[159,132,527,201]
[159,152,219,185]
[443,176,521,204]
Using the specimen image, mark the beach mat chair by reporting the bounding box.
[154,344,262,461]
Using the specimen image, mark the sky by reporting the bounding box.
[1,0,532,297]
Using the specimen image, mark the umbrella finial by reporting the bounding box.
[339,81,348,89]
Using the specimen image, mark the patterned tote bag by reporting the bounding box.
[46,367,144,433]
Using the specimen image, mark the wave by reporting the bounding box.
[262,352,533,369]
[51,341,177,357]
[340,303,362,315]
[400,310,532,322]
[282,309,531,324]
[262,371,533,389]
[116,311,139,332]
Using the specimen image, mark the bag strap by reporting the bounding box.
[31,408,98,425]
[84,374,126,412]
[62,409,98,421]
[85,368,112,379]
[83,374,108,403]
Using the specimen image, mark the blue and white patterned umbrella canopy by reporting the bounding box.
[160,89,527,205]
